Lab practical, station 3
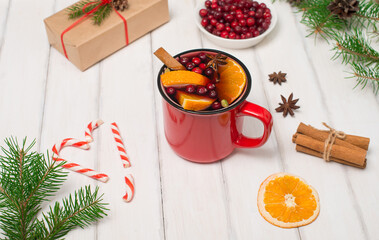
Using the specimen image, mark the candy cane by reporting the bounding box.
[110,122,131,168]
[122,174,135,202]
[85,119,104,143]
[52,138,109,183]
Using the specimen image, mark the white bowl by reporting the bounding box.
[194,1,277,49]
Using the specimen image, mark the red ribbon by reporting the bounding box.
[61,0,129,59]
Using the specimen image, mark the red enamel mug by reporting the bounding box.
[157,49,273,163]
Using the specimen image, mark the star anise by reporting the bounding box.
[206,53,228,82]
[269,71,287,85]
[275,93,300,117]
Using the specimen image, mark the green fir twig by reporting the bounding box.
[0,137,108,240]
[67,0,113,25]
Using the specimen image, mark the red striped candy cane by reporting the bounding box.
[110,122,131,168]
[85,120,104,143]
[122,174,135,202]
[52,138,109,183]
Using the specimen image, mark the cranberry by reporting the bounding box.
[262,22,270,30]
[205,25,214,32]
[248,11,255,17]
[197,86,208,95]
[199,9,208,17]
[236,34,241,39]
[185,85,196,94]
[236,13,244,20]
[220,31,229,38]
[257,18,264,26]
[204,67,214,77]
[210,18,218,26]
[229,32,236,39]
[192,67,203,74]
[264,8,271,13]
[263,12,271,19]
[166,87,176,95]
[192,57,201,65]
[206,83,216,90]
[246,32,252,38]
[264,18,271,23]
[214,11,222,19]
[259,3,267,9]
[230,5,237,11]
[252,2,259,8]
[234,25,242,33]
[179,57,190,65]
[235,9,243,14]
[199,63,207,70]
[252,30,260,37]
[241,33,246,39]
[257,26,264,33]
[211,3,218,9]
[201,18,209,27]
[225,26,231,32]
[216,23,225,31]
[212,29,221,36]
[231,21,238,28]
[256,8,263,18]
[241,26,248,33]
[198,52,207,62]
[208,90,218,98]
[208,14,214,19]
[247,18,255,26]
[186,62,195,70]
[225,14,234,22]
[223,5,231,12]
[239,19,247,27]
[212,101,222,110]
[219,18,225,24]
[205,0,212,8]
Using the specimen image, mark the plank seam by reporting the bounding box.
[0,0,12,57]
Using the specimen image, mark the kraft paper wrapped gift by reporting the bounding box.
[44,0,169,71]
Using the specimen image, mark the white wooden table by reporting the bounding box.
[0,0,378,239]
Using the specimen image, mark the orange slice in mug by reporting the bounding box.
[176,90,216,111]
[161,70,210,87]
[257,173,320,228]
[216,58,247,104]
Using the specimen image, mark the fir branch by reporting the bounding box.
[332,30,379,65]
[92,4,113,25]
[0,137,108,240]
[67,0,99,19]
[353,0,379,28]
[32,186,108,240]
[350,62,379,93]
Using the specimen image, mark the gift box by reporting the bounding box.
[44,0,169,71]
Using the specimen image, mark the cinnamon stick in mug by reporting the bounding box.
[294,134,367,168]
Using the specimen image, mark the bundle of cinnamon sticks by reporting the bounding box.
[292,123,370,169]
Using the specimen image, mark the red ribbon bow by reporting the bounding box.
[61,0,129,59]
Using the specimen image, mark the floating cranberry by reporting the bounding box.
[179,57,190,65]
[185,85,196,94]
[204,67,214,77]
[186,62,195,70]
[197,86,208,95]
[211,101,222,110]
[192,67,203,74]
[199,63,207,70]
[199,9,208,17]
[192,57,201,65]
[206,83,216,90]
[201,18,209,27]
[166,87,176,96]
[208,90,218,98]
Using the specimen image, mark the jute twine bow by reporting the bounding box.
[322,122,346,161]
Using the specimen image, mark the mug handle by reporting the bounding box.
[233,101,273,148]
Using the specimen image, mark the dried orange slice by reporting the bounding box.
[161,70,210,87]
[176,90,216,111]
[257,173,320,228]
[216,58,247,104]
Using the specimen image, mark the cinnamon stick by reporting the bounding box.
[296,145,366,169]
[294,134,367,168]
[295,122,370,150]
[154,47,186,70]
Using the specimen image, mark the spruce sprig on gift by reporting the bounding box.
[67,0,113,25]
[284,0,379,93]
[0,137,108,240]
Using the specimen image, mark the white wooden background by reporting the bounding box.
[0,0,378,239]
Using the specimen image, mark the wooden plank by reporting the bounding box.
[292,10,379,240]
[96,35,164,239]
[0,0,10,49]
[151,0,230,239]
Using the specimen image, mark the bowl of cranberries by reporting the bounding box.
[195,0,277,49]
